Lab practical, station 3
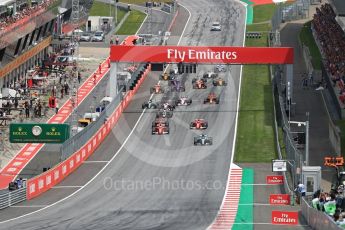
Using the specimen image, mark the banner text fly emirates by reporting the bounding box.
[110,46,294,64]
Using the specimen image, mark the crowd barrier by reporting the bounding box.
[301,197,342,230]
[26,64,151,200]
[0,187,26,210]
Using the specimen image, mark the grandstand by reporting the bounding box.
[0,0,93,91]
[309,1,345,119]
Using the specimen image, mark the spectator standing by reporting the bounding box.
[78,72,81,84]
[55,102,59,114]
[60,86,64,99]
[64,82,69,95]
[37,101,42,117]
[295,181,306,204]
[25,101,30,118]
[14,97,18,108]
[324,193,337,216]
[93,73,97,85]
[98,62,102,74]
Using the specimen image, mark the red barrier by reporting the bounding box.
[272,210,298,225]
[27,65,151,200]
[269,194,290,205]
[266,175,284,184]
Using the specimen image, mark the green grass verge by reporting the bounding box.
[116,10,146,35]
[89,1,127,23]
[253,4,277,23]
[299,21,322,70]
[234,6,276,163]
[235,63,276,163]
[233,168,254,230]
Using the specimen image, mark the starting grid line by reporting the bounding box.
[10,205,48,208]
[83,161,109,163]
[52,186,83,189]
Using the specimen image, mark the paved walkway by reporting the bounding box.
[280,1,334,190]
[0,57,111,189]
[0,59,101,162]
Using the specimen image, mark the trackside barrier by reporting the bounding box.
[60,64,148,160]
[0,188,27,210]
[301,197,342,230]
[26,65,151,200]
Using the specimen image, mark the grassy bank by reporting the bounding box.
[89,1,126,23]
[234,4,276,163]
[299,21,322,70]
[116,10,146,35]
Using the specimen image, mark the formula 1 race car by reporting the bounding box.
[176,96,192,106]
[190,119,208,129]
[213,78,227,86]
[204,92,220,104]
[156,109,173,118]
[160,100,176,111]
[169,79,185,92]
[203,71,218,79]
[152,119,169,135]
[160,72,175,81]
[152,117,169,127]
[214,64,226,72]
[192,78,207,89]
[142,100,158,109]
[150,84,164,94]
[194,134,213,145]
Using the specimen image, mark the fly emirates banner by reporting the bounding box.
[110,46,294,64]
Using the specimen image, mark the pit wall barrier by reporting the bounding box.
[26,64,151,200]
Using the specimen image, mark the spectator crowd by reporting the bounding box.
[312,188,345,228]
[312,3,345,104]
[0,42,80,123]
[0,0,58,35]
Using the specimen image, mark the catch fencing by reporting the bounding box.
[273,65,304,190]
[271,0,315,31]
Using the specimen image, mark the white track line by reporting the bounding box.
[83,161,109,163]
[51,186,83,189]
[0,3,192,225]
[135,11,148,35]
[10,205,47,208]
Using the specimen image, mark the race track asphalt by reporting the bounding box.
[0,1,246,229]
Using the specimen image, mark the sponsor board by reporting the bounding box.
[269,194,290,205]
[110,46,294,64]
[272,211,298,225]
[266,175,284,184]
